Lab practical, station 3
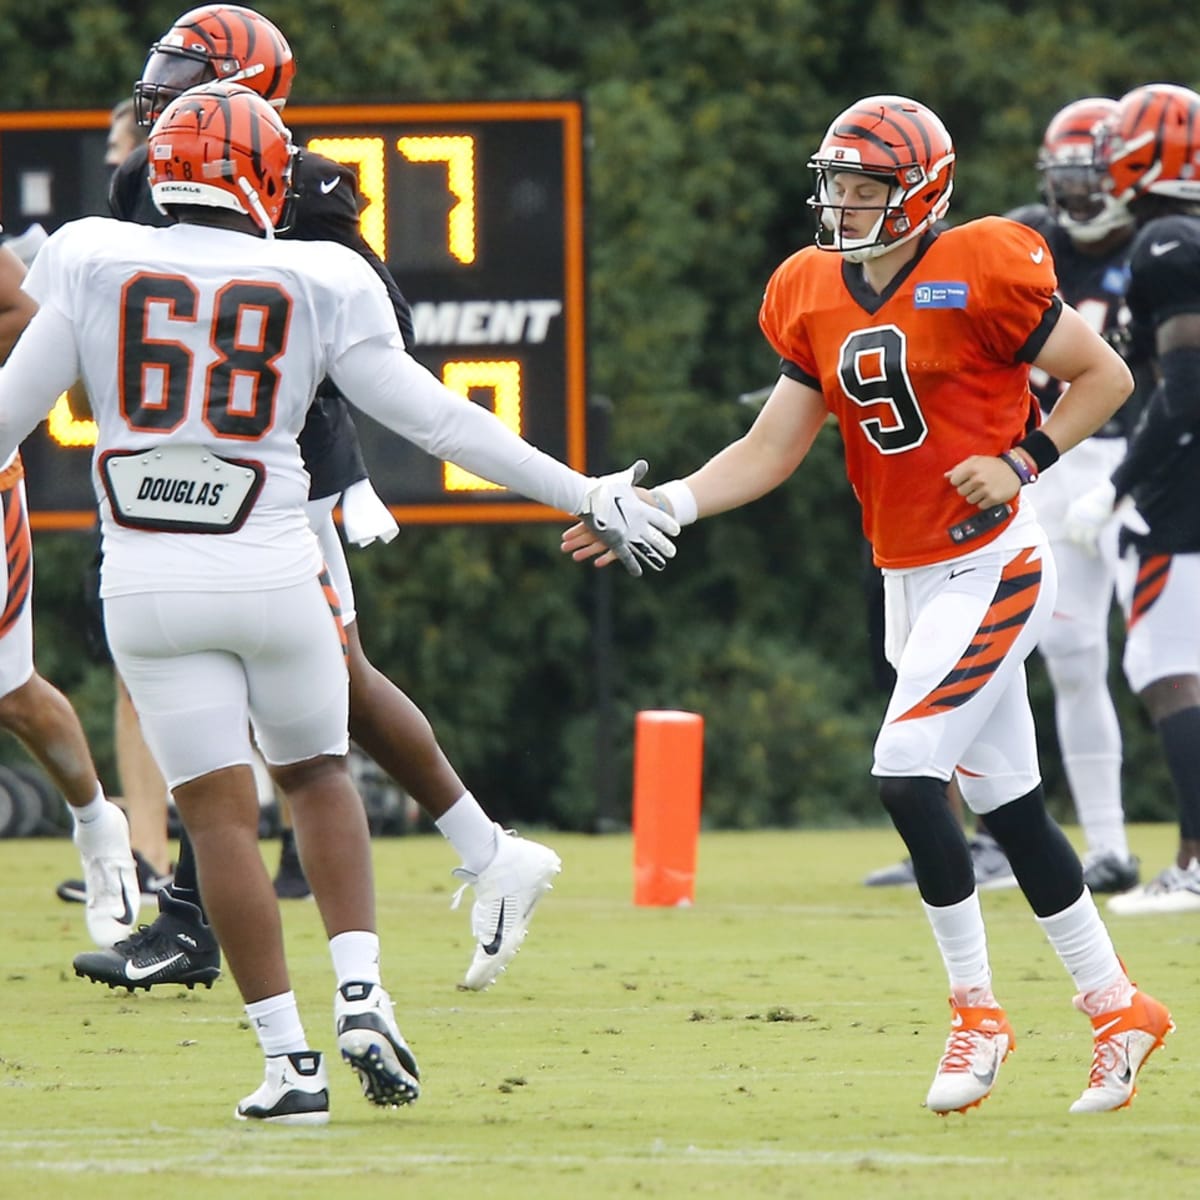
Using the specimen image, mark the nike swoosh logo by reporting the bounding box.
[613,496,628,526]
[948,567,975,580]
[1030,247,1045,264]
[482,899,507,956]
[124,952,184,981]
[117,884,134,927]
[1150,240,1180,256]
[1094,1016,1123,1036]
[320,176,341,195]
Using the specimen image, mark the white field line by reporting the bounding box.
[6,1142,1010,1174]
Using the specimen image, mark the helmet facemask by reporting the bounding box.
[1041,160,1133,243]
[808,162,953,263]
[134,48,215,127]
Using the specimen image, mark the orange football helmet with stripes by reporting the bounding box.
[134,4,296,127]
[807,95,955,262]
[147,81,295,234]
[1097,83,1200,208]
[1037,98,1132,243]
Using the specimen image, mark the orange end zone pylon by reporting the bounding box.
[632,710,704,906]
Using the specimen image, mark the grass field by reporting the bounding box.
[2,824,1197,1200]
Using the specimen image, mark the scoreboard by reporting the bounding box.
[0,100,587,529]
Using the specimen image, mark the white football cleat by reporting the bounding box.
[451,828,561,991]
[75,800,139,949]
[925,996,1014,1115]
[235,1051,330,1125]
[1069,988,1173,1113]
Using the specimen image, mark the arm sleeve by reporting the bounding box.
[328,333,589,515]
[0,304,80,463]
[1111,346,1200,498]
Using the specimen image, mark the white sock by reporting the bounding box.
[435,793,498,874]
[1036,889,1129,1000]
[1064,753,1129,859]
[245,991,308,1057]
[922,891,994,998]
[72,794,124,855]
[69,786,108,829]
[330,930,381,988]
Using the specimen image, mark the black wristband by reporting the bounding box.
[1015,429,1061,473]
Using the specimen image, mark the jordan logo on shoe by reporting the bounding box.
[482,900,507,956]
[124,952,184,981]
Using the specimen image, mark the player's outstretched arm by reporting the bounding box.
[330,334,677,576]
[563,374,827,569]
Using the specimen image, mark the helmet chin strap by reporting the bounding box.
[237,177,275,239]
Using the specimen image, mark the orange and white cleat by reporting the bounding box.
[1069,988,1173,1113]
[925,996,1015,1114]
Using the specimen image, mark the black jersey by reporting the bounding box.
[1109,213,1200,554]
[1008,203,1137,437]
[109,142,415,500]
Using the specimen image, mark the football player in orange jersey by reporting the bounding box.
[565,94,1173,1116]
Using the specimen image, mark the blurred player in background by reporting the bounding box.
[1006,97,1141,893]
[0,242,138,950]
[567,93,1172,1116]
[2,81,672,1122]
[1067,83,1200,914]
[73,3,563,996]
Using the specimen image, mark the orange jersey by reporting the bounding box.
[759,217,1059,568]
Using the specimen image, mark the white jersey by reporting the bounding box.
[21,217,396,597]
[11,215,592,599]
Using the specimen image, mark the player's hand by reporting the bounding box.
[1064,479,1117,555]
[945,455,1022,509]
[576,460,680,577]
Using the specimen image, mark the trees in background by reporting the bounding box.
[3,1,1191,827]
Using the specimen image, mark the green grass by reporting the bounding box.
[2,825,1198,1200]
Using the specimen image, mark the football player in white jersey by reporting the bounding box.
[0,240,139,952]
[0,82,676,1124]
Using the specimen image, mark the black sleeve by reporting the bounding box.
[107,144,170,227]
[290,150,415,350]
[1125,216,1200,329]
[1110,218,1200,497]
[1112,347,1200,498]
[298,388,369,501]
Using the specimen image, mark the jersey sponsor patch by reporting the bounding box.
[100,444,264,534]
[913,282,969,309]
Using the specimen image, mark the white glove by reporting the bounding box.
[581,459,680,577]
[1064,479,1116,556]
[340,478,400,547]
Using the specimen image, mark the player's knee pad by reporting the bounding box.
[980,786,1083,916]
[873,719,939,778]
[878,776,975,907]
